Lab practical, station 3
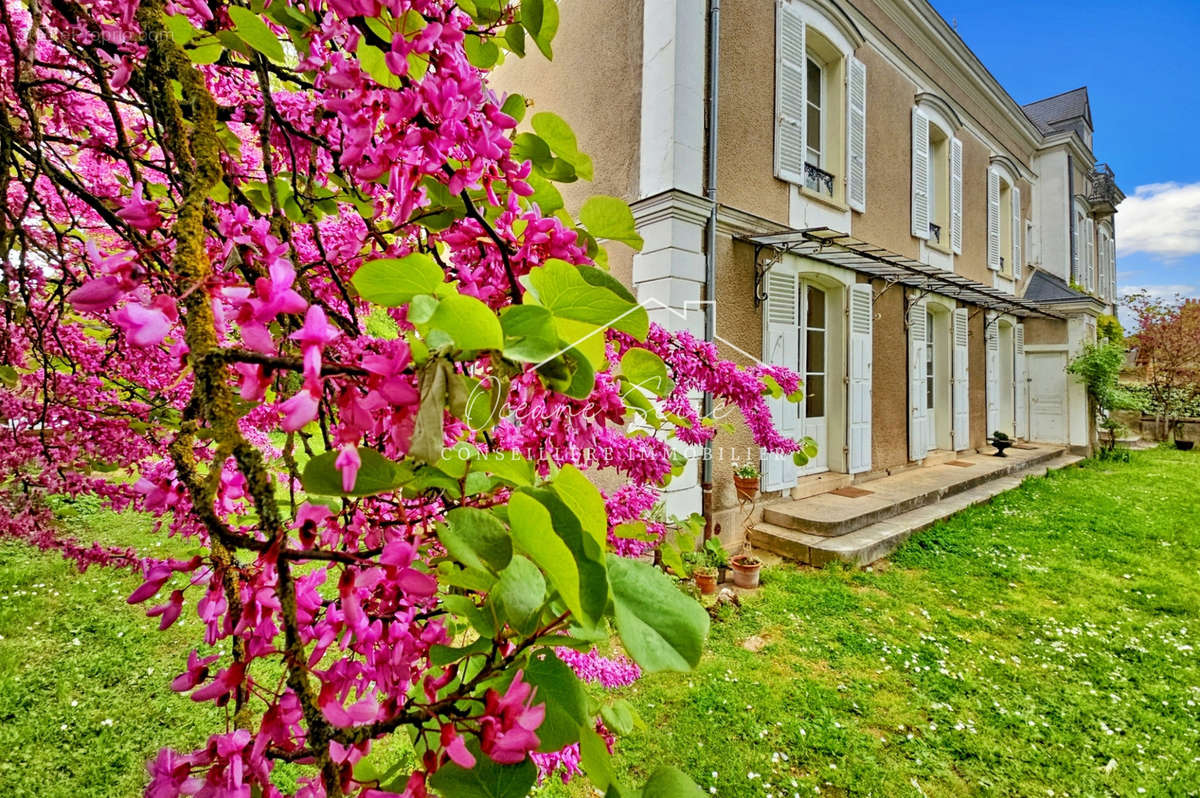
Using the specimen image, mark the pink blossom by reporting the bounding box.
[334,444,362,492]
[480,670,545,765]
[116,182,162,232]
[279,387,321,432]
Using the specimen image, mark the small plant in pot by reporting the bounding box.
[732,462,759,501]
[691,564,719,595]
[989,429,1013,457]
[730,552,762,589]
[704,537,730,583]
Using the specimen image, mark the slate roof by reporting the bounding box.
[1023,268,1098,306]
[1022,87,1092,138]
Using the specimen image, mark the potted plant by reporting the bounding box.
[692,564,718,595]
[732,462,759,501]
[989,429,1013,457]
[730,553,762,589]
[704,537,729,583]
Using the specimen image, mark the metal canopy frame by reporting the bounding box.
[747,226,1063,320]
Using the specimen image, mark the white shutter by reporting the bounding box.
[761,268,799,491]
[848,283,873,473]
[908,301,929,461]
[1110,236,1117,302]
[847,56,867,213]
[774,7,806,185]
[1015,323,1028,439]
[1071,213,1080,284]
[985,315,999,437]
[950,137,963,254]
[911,108,930,239]
[1098,231,1108,302]
[952,308,970,451]
[986,169,1001,270]
[1087,218,1096,292]
[1011,186,1022,279]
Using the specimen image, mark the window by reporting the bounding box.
[998,179,1012,275]
[774,5,864,206]
[925,311,935,411]
[927,123,950,247]
[803,285,826,418]
[805,56,825,191]
[912,99,960,252]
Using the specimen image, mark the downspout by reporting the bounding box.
[700,0,721,541]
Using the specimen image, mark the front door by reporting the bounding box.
[799,284,829,474]
[1028,351,1068,443]
[925,310,936,448]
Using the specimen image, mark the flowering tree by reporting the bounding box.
[1126,292,1200,439]
[0,1,805,796]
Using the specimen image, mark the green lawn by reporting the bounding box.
[3,449,1199,797]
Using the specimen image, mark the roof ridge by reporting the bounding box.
[1021,85,1089,109]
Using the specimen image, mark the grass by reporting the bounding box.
[3,448,1199,796]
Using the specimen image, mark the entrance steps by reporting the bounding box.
[751,445,1081,567]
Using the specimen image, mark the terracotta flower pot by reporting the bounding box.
[730,554,761,589]
[693,571,718,595]
[733,474,758,501]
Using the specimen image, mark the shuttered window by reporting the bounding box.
[848,283,872,473]
[846,56,867,212]
[1011,186,1022,279]
[950,137,963,254]
[911,108,930,239]
[774,6,806,185]
[908,301,929,461]
[952,308,969,450]
[986,169,1001,270]
[761,269,799,491]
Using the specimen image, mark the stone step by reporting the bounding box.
[762,446,1066,538]
[752,453,1084,567]
[790,471,853,501]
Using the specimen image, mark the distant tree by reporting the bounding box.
[1125,292,1200,439]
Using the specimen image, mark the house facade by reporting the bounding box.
[495,0,1122,538]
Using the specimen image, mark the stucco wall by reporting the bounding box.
[955,134,990,285]
[715,0,790,223]
[968,307,987,448]
[851,45,919,260]
[1024,317,1068,346]
[870,280,910,471]
[491,0,643,216]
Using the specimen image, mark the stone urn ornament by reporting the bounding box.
[989,430,1014,457]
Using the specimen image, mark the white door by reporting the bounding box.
[1015,325,1028,439]
[1028,351,1068,443]
[761,269,799,491]
[908,302,929,461]
[952,308,970,450]
[799,284,829,475]
[848,284,873,474]
[924,310,936,448]
[985,317,999,437]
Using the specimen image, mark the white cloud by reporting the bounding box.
[1114,283,1200,328]
[1116,182,1200,258]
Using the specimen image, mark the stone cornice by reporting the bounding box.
[630,189,713,228]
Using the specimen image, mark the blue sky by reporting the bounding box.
[930,0,1200,314]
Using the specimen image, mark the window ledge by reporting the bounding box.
[927,240,952,256]
[797,185,848,213]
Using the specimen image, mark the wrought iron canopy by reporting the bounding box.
[745,226,1063,320]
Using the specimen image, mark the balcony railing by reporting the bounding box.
[804,162,835,198]
[1089,163,1120,211]
[928,222,942,244]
